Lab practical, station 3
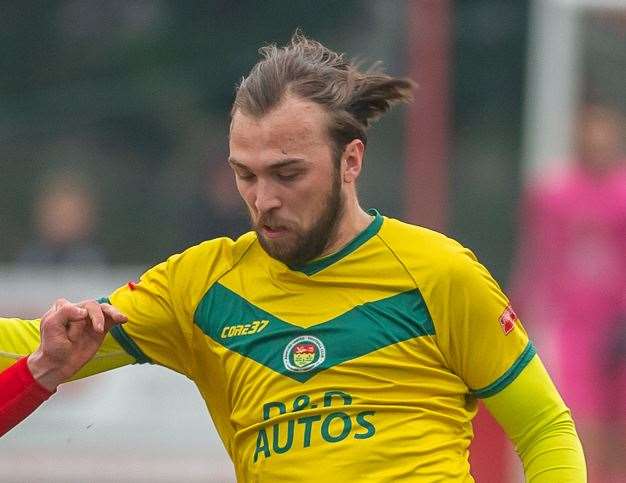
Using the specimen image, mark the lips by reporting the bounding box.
[262,224,288,238]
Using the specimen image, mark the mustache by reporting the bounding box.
[255,214,293,230]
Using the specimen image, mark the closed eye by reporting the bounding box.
[276,172,301,182]
[235,169,255,181]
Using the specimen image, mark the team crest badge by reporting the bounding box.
[499,304,517,335]
[283,335,326,373]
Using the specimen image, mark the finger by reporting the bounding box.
[80,300,106,334]
[60,304,89,322]
[66,318,87,342]
[45,304,88,329]
[50,299,88,324]
[40,306,55,322]
[102,315,122,333]
[101,305,128,334]
[52,298,72,312]
[100,304,127,324]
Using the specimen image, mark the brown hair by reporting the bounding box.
[231,31,416,160]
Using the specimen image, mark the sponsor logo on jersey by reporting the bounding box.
[253,391,376,463]
[220,320,269,339]
[283,335,325,373]
[499,304,517,335]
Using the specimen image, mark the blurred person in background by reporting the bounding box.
[1,33,585,481]
[17,172,107,266]
[184,160,249,246]
[0,299,126,437]
[511,102,626,482]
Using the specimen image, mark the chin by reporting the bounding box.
[263,237,321,268]
[257,233,294,262]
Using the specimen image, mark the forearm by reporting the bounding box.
[0,357,54,437]
[517,415,584,481]
[483,355,586,482]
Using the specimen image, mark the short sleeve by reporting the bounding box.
[435,249,534,397]
[106,238,246,377]
[108,254,194,376]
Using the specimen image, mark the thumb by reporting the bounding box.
[101,304,127,325]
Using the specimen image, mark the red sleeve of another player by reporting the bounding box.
[0,357,55,437]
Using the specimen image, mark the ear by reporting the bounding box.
[341,139,365,183]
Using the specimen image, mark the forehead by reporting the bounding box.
[229,96,332,163]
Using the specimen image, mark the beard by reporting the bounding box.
[252,170,343,267]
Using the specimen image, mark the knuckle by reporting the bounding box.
[59,304,74,315]
[54,298,69,307]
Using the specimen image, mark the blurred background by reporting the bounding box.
[1,0,625,481]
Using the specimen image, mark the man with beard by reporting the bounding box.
[0,33,585,481]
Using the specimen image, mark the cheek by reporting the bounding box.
[294,184,328,222]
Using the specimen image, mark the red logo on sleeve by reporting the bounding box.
[499,305,517,335]
[127,281,138,291]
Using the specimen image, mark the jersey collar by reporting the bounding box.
[290,209,383,276]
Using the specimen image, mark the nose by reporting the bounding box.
[254,179,281,214]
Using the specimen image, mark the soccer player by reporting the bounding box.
[0,33,585,481]
[0,300,126,436]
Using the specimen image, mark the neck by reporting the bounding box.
[320,199,371,257]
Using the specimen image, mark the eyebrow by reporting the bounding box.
[228,158,308,170]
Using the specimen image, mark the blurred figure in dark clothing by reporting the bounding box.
[17,172,106,266]
[184,160,249,246]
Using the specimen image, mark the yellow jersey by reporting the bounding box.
[105,210,533,482]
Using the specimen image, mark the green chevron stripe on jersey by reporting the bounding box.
[194,283,435,383]
[98,296,152,364]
